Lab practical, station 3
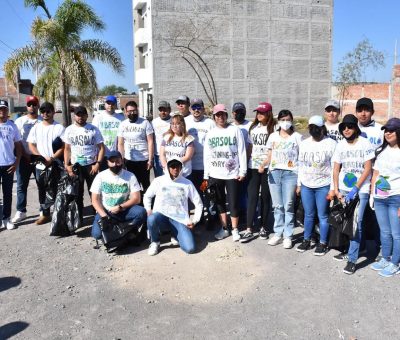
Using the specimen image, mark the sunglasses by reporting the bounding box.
[27,103,38,107]
[40,109,52,114]
[126,110,138,114]
[325,107,338,113]
[191,105,203,111]
[105,101,115,105]
[341,124,356,130]
[214,112,226,117]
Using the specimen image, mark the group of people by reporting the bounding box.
[0,94,399,277]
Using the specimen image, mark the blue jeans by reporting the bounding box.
[153,154,164,178]
[268,170,297,239]
[91,205,147,240]
[0,165,14,220]
[341,191,369,263]
[147,212,195,254]
[374,195,400,265]
[16,157,37,212]
[300,185,330,244]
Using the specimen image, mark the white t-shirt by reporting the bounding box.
[14,115,42,153]
[27,121,65,159]
[203,124,247,179]
[161,134,195,177]
[185,115,216,170]
[118,117,154,161]
[373,146,400,198]
[332,137,375,194]
[92,112,125,156]
[325,122,343,142]
[0,120,22,166]
[298,136,337,188]
[151,116,171,155]
[90,169,141,211]
[266,131,303,172]
[359,121,384,150]
[62,123,103,166]
[248,123,270,169]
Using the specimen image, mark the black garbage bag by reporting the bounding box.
[50,170,81,236]
[328,196,360,239]
[295,195,304,229]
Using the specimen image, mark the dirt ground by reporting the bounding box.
[0,178,399,340]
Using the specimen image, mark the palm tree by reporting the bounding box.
[4,0,124,126]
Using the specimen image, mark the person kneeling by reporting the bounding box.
[90,151,146,243]
[144,158,203,255]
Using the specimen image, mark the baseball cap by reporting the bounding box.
[74,106,88,116]
[381,118,400,131]
[39,102,55,112]
[308,115,324,127]
[253,102,272,113]
[212,104,228,115]
[26,95,39,105]
[356,97,374,111]
[158,100,171,109]
[167,158,183,168]
[232,102,246,112]
[0,99,9,108]
[106,150,122,160]
[191,98,204,107]
[176,95,190,104]
[105,95,117,104]
[324,99,340,110]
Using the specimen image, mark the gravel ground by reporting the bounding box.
[0,178,399,340]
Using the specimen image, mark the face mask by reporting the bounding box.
[234,111,246,123]
[109,165,123,174]
[128,114,138,123]
[309,125,323,140]
[279,121,292,130]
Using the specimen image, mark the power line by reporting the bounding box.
[5,0,30,30]
[0,39,14,52]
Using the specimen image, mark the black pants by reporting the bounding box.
[209,177,240,218]
[125,159,150,193]
[77,164,97,217]
[246,169,271,229]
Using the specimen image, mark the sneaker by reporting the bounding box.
[214,227,230,240]
[333,252,348,262]
[343,261,356,275]
[314,243,328,256]
[379,263,400,277]
[239,230,255,243]
[35,215,51,225]
[232,228,241,242]
[3,219,16,230]
[370,258,391,271]
[170,236,179,246]
[259,227,268,240]
[296,240,311,253]
[283,238,292,249]
[267,235,282,246]
[11,211,27,223]
[148,242,160,256]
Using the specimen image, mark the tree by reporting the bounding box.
[98,84,128,96]
[335,38,385,112]
[4,0,124,126]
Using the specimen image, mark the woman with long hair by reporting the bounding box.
[160,114,194,177]
[240,102,275,243]
[265,110,303,249]
[370,118,400,277]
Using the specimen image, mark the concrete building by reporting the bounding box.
[133,0,333,118]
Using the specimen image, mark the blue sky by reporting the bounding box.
[0,0,398,92]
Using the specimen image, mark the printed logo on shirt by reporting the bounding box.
[375,176,390,197]
[208,136,237,148]
[343,173,357,188]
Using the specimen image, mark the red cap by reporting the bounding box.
[253,102,272,113]
[26,95,39,105]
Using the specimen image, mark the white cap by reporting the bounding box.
[324,99,340,110]
[308,115,324,127]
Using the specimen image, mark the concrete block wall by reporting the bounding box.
[150,0,333,117]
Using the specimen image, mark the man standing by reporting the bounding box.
[324,99,343,141]
[152,100,172,177]
[90,151,146,241]
[0,100,22,230]
[118,101,154,194]
[27,102,65,225]
[63,106,105,218]
[12,95,41,223]
[92,95,124,165]
[144,158,203,255]
[355,97,384,149]
[175,95,191,117]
